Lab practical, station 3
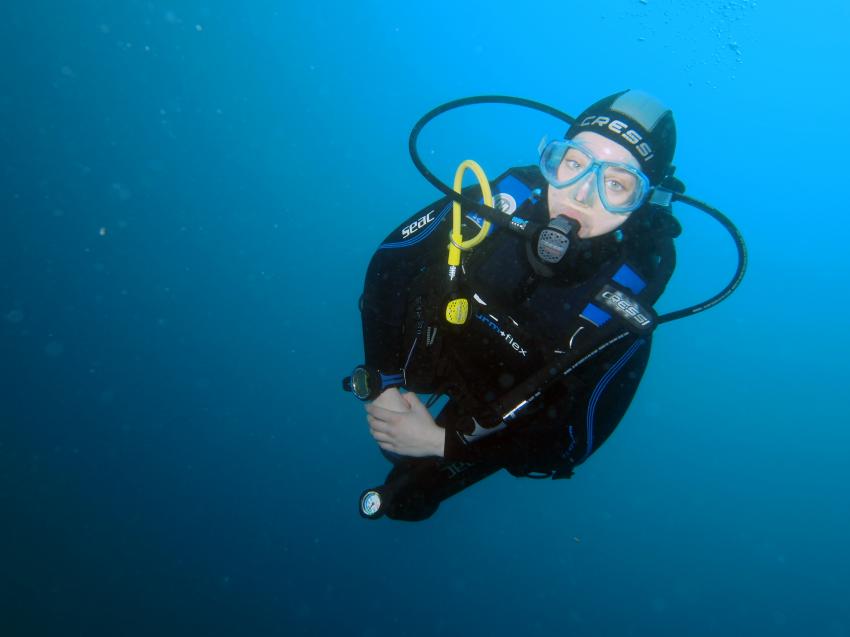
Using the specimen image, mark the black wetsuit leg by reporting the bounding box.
[376,456,501,522]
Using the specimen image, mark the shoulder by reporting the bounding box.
[493,165,547,193]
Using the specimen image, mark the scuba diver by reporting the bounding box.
[343,90,746,521]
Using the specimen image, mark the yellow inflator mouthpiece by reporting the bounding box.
[445,298,469,325]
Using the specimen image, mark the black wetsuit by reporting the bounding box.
[360,166,679,520]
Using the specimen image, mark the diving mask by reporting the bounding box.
[540,140,651,214]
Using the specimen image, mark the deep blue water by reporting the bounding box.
[2,1,849,635]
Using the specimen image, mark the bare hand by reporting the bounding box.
[371,387,409,412]
[366,389,445,458]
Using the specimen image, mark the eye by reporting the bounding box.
[561,148,587,173]
[605,178,625,192]
[603,167,637,196]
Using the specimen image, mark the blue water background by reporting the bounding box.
[2,1,849,635]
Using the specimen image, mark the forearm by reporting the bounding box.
[442,418,568,470]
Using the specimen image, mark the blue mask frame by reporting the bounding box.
[540,139,651,214]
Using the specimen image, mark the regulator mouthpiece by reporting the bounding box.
[537,216,577,264]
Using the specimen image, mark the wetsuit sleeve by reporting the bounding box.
[440,334,652,476]
[360,198,454,371]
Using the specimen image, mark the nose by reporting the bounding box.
[570,170,596,206]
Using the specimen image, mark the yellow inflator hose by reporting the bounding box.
[444,160,493,325]
[448,160,492,267]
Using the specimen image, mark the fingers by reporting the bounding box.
[370,429,394,445]
[365,402,406,421]
[368,419,396,450]
[372,387,408,412]
[403,391,429,415]
[365,392,429,456]
[367,413,393,434]
[368,415,399,445]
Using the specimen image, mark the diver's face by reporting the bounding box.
[546,131,643,238]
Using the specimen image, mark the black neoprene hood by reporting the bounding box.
[566,89,676,185]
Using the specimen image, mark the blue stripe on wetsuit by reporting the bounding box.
[579,338,645,462]
[580,303,611,326]
[497,174,533,203]
[378,202,452,250]
[612,264,646,294]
